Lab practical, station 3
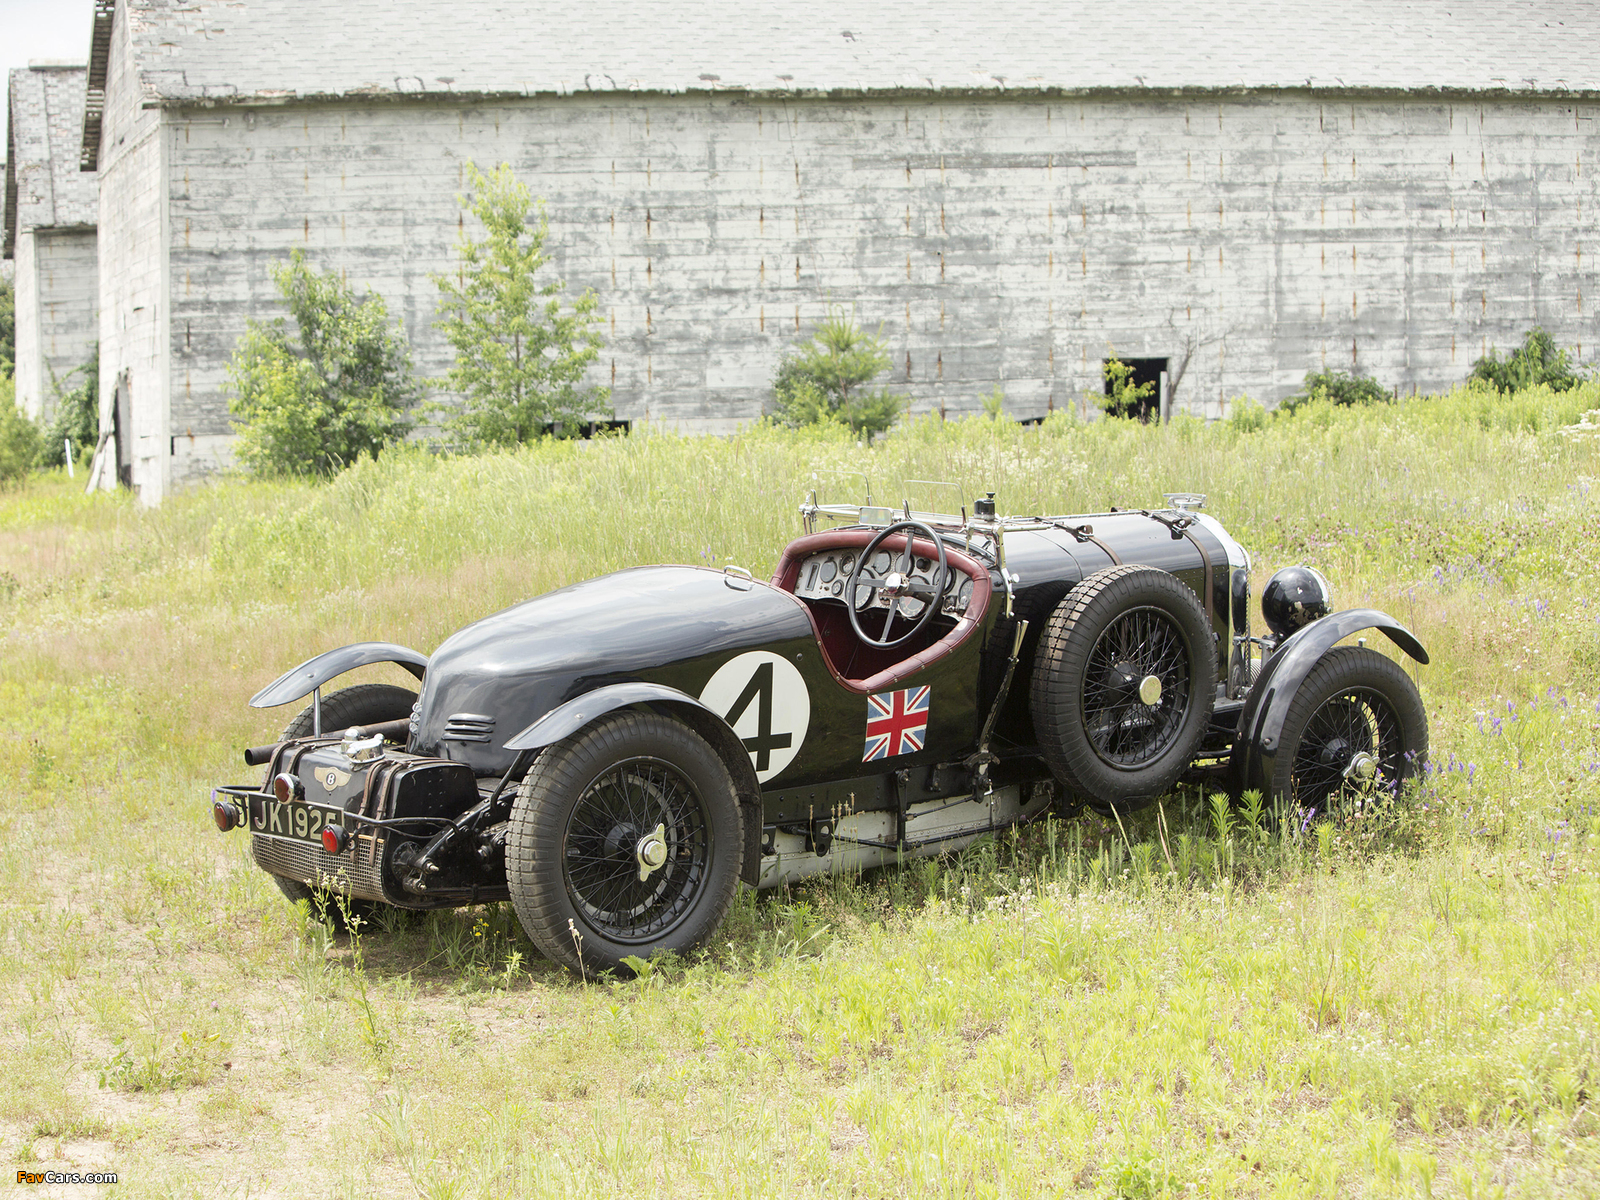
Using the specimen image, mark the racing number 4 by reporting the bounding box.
[722,660,791,772]
[698,649,811,784]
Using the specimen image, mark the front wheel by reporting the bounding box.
[507,711,742,975]
[1271,647,1427,820]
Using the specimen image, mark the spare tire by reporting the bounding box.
[1029,564,1215,813]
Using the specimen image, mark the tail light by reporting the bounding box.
[211,790,243,832]
[273,772,304,805]
[321,824,350,856]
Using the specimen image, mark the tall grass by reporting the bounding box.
[0,384,1597,1195]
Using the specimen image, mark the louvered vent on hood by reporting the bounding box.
[441,713,495,743]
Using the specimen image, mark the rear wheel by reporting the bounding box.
[1030,565,1215,813]
[268,683,417,928]
[1271,647,1427,820]
[507,711,742,975]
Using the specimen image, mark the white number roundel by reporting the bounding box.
[698,651,811,783]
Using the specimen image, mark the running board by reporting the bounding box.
[754,785,1048,889]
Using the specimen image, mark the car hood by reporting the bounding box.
[410,565,813,774]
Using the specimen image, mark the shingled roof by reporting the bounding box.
[5,64,97,261]
[81,0,1600,168]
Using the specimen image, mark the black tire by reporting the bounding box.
[1270,647,1427,820]
[269,683,417,927]
[507,711,742,975]
[1029,564,1216,813]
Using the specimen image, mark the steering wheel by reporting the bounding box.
[846,520,951,649]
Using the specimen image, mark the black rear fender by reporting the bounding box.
[1230,608,1427,795]
[249,642,428,709]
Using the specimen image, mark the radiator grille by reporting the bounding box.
[252,832,389,903]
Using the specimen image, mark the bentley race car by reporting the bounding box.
[212,489,1428,973]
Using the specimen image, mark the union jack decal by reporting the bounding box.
[864,686,931,761]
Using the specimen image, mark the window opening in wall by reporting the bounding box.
[1102,356,1169,424]
[539,418,632,439]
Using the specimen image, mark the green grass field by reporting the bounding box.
[1,387,1598,1197]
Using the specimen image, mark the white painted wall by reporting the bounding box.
[14,227,98,421]
[12,230,40,418]
[96,0,168,501]
[109,88,1600,489]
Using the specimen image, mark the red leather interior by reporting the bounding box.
[770,530,994,695]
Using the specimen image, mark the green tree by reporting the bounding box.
[1470,327,1585,393]
[36,347,99,469]
[771,307,905,438]
[1099,354,1156,420]
[227,251,417,477]
[0,374,41,487]
[433,162,609,446]
[1279,368,1389,414]
[0,275,14,377]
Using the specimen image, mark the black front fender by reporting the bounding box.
[1229,608,1427,796]
[248,642,429,709]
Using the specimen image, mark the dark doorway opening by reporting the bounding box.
[1102,356,1168,423]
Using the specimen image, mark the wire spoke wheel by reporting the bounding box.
[1030,564,1215,814]
[1081,606,1192,767]
[509,711,742,975]
[1287,687,1404,814]
[1271,647,1427,821]
[562,757,710,943]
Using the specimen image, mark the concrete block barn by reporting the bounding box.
[5,62,98,426]
[71,0,1600,501]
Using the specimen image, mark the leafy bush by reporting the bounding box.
[770,307,905,439]
[1470,327,1585,393]
[36,347,98,469]
[1227,395,1268,432]
[1099,354,1155,420]
[433,162,609,447]
[978,385,1007,421]
[1279,368,1390,414]
[0,374,41,487]
[0,276,14,377]
[227,251,417,477]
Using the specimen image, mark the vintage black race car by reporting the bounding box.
[211,489,1428,973]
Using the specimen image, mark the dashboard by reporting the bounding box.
[792,547,976,619]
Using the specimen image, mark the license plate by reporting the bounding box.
[249,796,341,843]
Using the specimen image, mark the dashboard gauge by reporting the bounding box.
[832,580,844,597]
[958,579,973,610]
[916,558,930,573]
[839,554,855,574]
[871,551,892,573]
[819,557,838,583]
